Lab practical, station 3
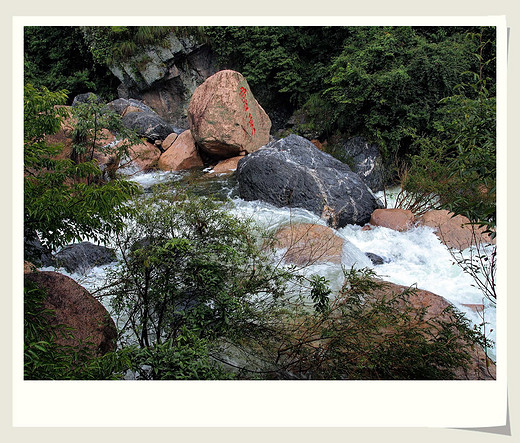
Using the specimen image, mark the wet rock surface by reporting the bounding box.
[236,134,381,228]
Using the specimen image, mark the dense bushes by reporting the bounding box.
[24,186,490,380]
[205,26,495,163]
[24,26,119,102]
[24,84,140,252]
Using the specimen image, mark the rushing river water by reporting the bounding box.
[42,169,497,359]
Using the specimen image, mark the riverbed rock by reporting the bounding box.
[157,129,203,171]
[24,261,38,274]
[121,109,177,143]
[105,32,215,127]
[25,271,117,355]
[369,208,415,232]
[365,252,385,265]
[341,136,385,192]
[188,70,271,159]
[107,97,155,116]
[54,241,117,274]
[161,132,179,152]
[274,223,344,266]
[24,228,55,268]
[418,209,495,250]
[72,92,103,107]
[211,156,242,174]
[236,134,380,228]
[122,139,162,171]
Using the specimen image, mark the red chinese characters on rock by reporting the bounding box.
[239,87,256,135]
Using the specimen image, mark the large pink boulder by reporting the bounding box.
[188,70,271,158]
[274,223,344,266]
[369,208,415,232]
[25,271,117,356]
[418,209,495,250]
[157,130,203,171]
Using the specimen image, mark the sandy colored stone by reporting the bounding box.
[188,70,271,158]
[161,132,179,151]
[121,105,144,117]
[123,140,161,171]
[212,156,242,174]
[158,130,203,171]
[369,208,415,232]
[418,209,495,250]
[274,223,344,266]
[24,261,38,274]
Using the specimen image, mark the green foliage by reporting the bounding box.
[400,29,496,231]
[103,188,294,379]
[24,84,140,251]
[70,93,142,170]
[272,268,490,380]
[24,26,119,102]
[122,330,234,380]
[322,26,484,160]
[81,26,206,66]
[205,26,350,121]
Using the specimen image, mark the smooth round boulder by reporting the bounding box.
[188,70,271,158]
[25,271,117,356]
[274,223,345,266]
[236,134,381,228]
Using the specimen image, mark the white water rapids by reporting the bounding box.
[42,171,497,359]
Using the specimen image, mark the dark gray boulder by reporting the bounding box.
[342,136,385,192]
[24,228,55,268]
[54,242,117,274]
[107,98,155,115]
[365,252,386,265]
[72,92,103,107]
[121,111,177,142]
[236,134,381,228]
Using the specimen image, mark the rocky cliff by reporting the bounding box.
[107,33,215,128]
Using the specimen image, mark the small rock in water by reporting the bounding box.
[54,242,117,274]
[365,252,385,265]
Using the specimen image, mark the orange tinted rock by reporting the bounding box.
[212,156,242,174]
[157,130,203,171]
[123,140,161,171]
[274,223,344,266]
[369,208,415,232]
[310,139,323,151]
[188,70,271,158]
[418,210,495,250]
[161,132,178,151]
